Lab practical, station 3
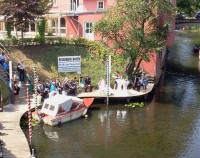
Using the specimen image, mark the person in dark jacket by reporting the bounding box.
[13,83,20,102]
[84,75,92,92]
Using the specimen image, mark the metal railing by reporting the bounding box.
[0,42,17,66]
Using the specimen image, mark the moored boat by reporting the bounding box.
[32,94,94,126]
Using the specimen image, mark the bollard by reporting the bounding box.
[31,148,36,158]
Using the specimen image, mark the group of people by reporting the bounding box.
[36,75,93,100]
[112,71,149,92]
[131,73,148,92]
[0,53,24,104]
[9,60,29,104]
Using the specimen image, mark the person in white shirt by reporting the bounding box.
[18,61,25,81]
[112,71,122,89]
[0,53,6,65]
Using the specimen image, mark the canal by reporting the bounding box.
[30,31,200,158]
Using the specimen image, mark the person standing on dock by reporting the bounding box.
[98,77,105,91]
[84,75,92,92]
[142,73,148,92]
[79,76,85,92]
[0,53,6,65]
[13,83,20,102]
[112,71,122,89]
[18,60,26,82]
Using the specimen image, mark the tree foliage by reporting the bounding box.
[95,0,175,77]
[36,18,47,44]
[5,22,12,39]
[176,0,200,16]
[0,0,52,38]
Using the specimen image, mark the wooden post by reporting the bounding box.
[26,82,32,145]
[9,61,12,81]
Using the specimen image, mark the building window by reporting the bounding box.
[70,0,79,11]
[60,18,66,34]
[85,22,93,33]
[98,1,104,10]
[61,18,65,27]
[51,19,56,33]
[24,22,29,32]
[52,0,56,6]
[30,22,35,32]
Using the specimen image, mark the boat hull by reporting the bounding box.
[32,107,88,126]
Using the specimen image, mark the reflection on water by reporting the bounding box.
[30,31,200,158]
[43,126,59,142]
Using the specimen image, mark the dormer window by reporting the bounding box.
[70,0,79,11]
[98,1,104,10]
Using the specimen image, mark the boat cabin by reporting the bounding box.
[40,94,83,117]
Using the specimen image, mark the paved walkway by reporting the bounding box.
[0,83,35,158]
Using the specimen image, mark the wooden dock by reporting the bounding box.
[77,83,154,102]
[0,83,35,158]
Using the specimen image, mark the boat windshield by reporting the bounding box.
[57,106,65,114]
[49,105,55,111]
[44,104,49,109]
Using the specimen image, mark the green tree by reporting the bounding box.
[0,0,51,39]
[95,0,175,77]
[176,0,200,16]
[36,18,47,44]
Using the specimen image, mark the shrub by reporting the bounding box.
[35,35,45,45]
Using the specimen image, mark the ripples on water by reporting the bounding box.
[30,31,200,158]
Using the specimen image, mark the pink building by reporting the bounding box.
[46,0,176,84]
[46,0,115,40]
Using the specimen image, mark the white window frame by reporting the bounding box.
[52,0,57,6]
[97,1,104,10]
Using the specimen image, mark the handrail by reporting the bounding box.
[0,42,35,91]
[0,42,17,66]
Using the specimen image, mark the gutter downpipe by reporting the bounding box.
[72,16,80,37]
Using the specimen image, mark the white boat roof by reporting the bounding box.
[41,94,83,117]
[45,94,83,104]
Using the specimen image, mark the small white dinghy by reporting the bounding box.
[32,94,94,126]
